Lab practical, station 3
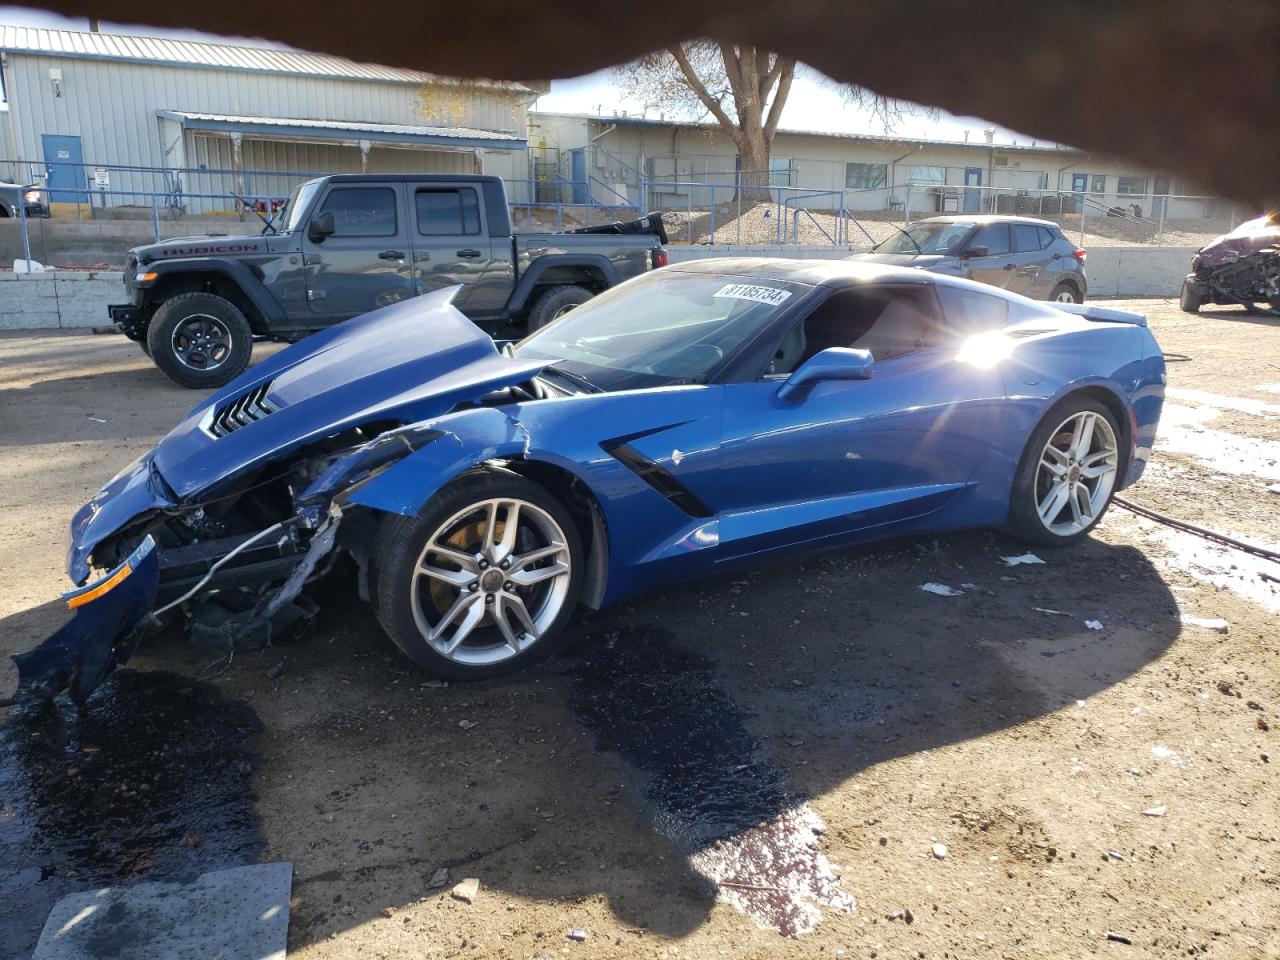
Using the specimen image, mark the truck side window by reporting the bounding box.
[416,188,482,236]
[316,187,398,237]
[937,285,1010,337]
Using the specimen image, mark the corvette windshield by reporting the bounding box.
[515,271,807,390]
[877,221,975,255]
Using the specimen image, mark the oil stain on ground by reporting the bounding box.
[569,627,853,937]
[0,670,265,960]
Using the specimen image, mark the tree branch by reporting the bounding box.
[763,57,796,141]
[668,44,740,137]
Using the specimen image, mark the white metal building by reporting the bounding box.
[0,25,534,213]
[529,112,1216,221]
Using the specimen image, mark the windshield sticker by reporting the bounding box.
[713,283,792,306]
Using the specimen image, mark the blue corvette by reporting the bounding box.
[14,259,1165,702]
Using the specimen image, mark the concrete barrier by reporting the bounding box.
[0,244,1197,332]
[0,271,123,330]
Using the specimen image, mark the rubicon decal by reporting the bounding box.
[160,243,264,256]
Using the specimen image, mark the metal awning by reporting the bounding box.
[156,111,526,150]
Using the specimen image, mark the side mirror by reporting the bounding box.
[961,244,988,259]
[777,347,875,401]
[308,211,335,243]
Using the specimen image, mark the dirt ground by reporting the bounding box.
[1,298,1277,959]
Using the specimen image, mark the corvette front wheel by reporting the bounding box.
[1008,397,1121,546]
[372,470,584,679]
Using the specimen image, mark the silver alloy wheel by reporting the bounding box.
[409,497,572,666]
[551,303,579,320]
[170,314,232,370]
[1035,410,1119,536]
[1054,289,1079,303]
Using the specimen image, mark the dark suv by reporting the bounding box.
[849,215,1088,303]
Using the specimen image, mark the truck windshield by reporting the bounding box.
[877,221,975,255]
[515,271,808,391]
[281,180,324,233]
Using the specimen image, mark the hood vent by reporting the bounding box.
[203,381,277,437]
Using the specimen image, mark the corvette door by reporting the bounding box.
[715,283,1007,562]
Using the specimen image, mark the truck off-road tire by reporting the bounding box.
[1049,282,1081,304]
[372,469,585,680]
[146,293,253,389]
[527,284,594,331]
[1179,280,1203,313]
[1007,395,1122,547]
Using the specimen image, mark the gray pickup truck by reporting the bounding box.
[109,173,668,388]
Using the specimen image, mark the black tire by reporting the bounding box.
[1048,281,1081,304]
[146,292,253,389]
[372,469,585,680]
[1007,395,1123,547]
[1179,280,1203,313]
[526,284,594,331]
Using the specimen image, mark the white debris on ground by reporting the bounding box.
[1001,553,1046,566]
[1084,619,1104,631]
[1180,615,1230,633]
[920,582,964,596]
[1152,745,1183,765]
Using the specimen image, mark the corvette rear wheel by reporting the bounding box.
[372,470,584,679]
[1009,397,1121,546]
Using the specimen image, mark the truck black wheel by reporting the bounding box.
[527,285,593,331]
[1179,280,1203,313]
[147,293,253,389]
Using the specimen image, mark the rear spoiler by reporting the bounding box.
[1055,303,1147,327]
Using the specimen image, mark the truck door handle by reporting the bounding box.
[456,249,481,258]
[378,250,405,261]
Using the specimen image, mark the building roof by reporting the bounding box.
[159,111,525,149]
[531,111,1082,156]
[0,24,535,92]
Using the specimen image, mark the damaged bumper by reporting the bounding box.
[14,537,160,704]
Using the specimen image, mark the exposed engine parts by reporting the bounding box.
[1181,213,1280,315]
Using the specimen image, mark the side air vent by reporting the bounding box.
[204,381,276,438]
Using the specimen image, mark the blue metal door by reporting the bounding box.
[42,134,87,203]
[569,148,589,205]
[963,167,983,213]
[1070,172,1089,213]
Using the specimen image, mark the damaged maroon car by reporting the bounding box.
[1180,213,1280,315]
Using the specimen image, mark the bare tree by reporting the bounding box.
[617,44,928,202]
[617,43,794,200]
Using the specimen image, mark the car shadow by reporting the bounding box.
[1196,304,1280,327]
[0,527,1179,951]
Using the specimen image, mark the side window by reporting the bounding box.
[1012,224,1045,253]
[937,285,1010,337]
[416,188,482,236]
[768,285,944,375]
[970,223,1010,256]
[1036,226,1056,249]
[316,187,397,237]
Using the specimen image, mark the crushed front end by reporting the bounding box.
[14,422,441,706]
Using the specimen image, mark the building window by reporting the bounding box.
[316,187,398,237]
[416,188,482,236]
[909,165,946,184]
[845,162,888,190]
[1117,176,1148,195]
[769,157,793,188]
[1091,174,1106,193]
